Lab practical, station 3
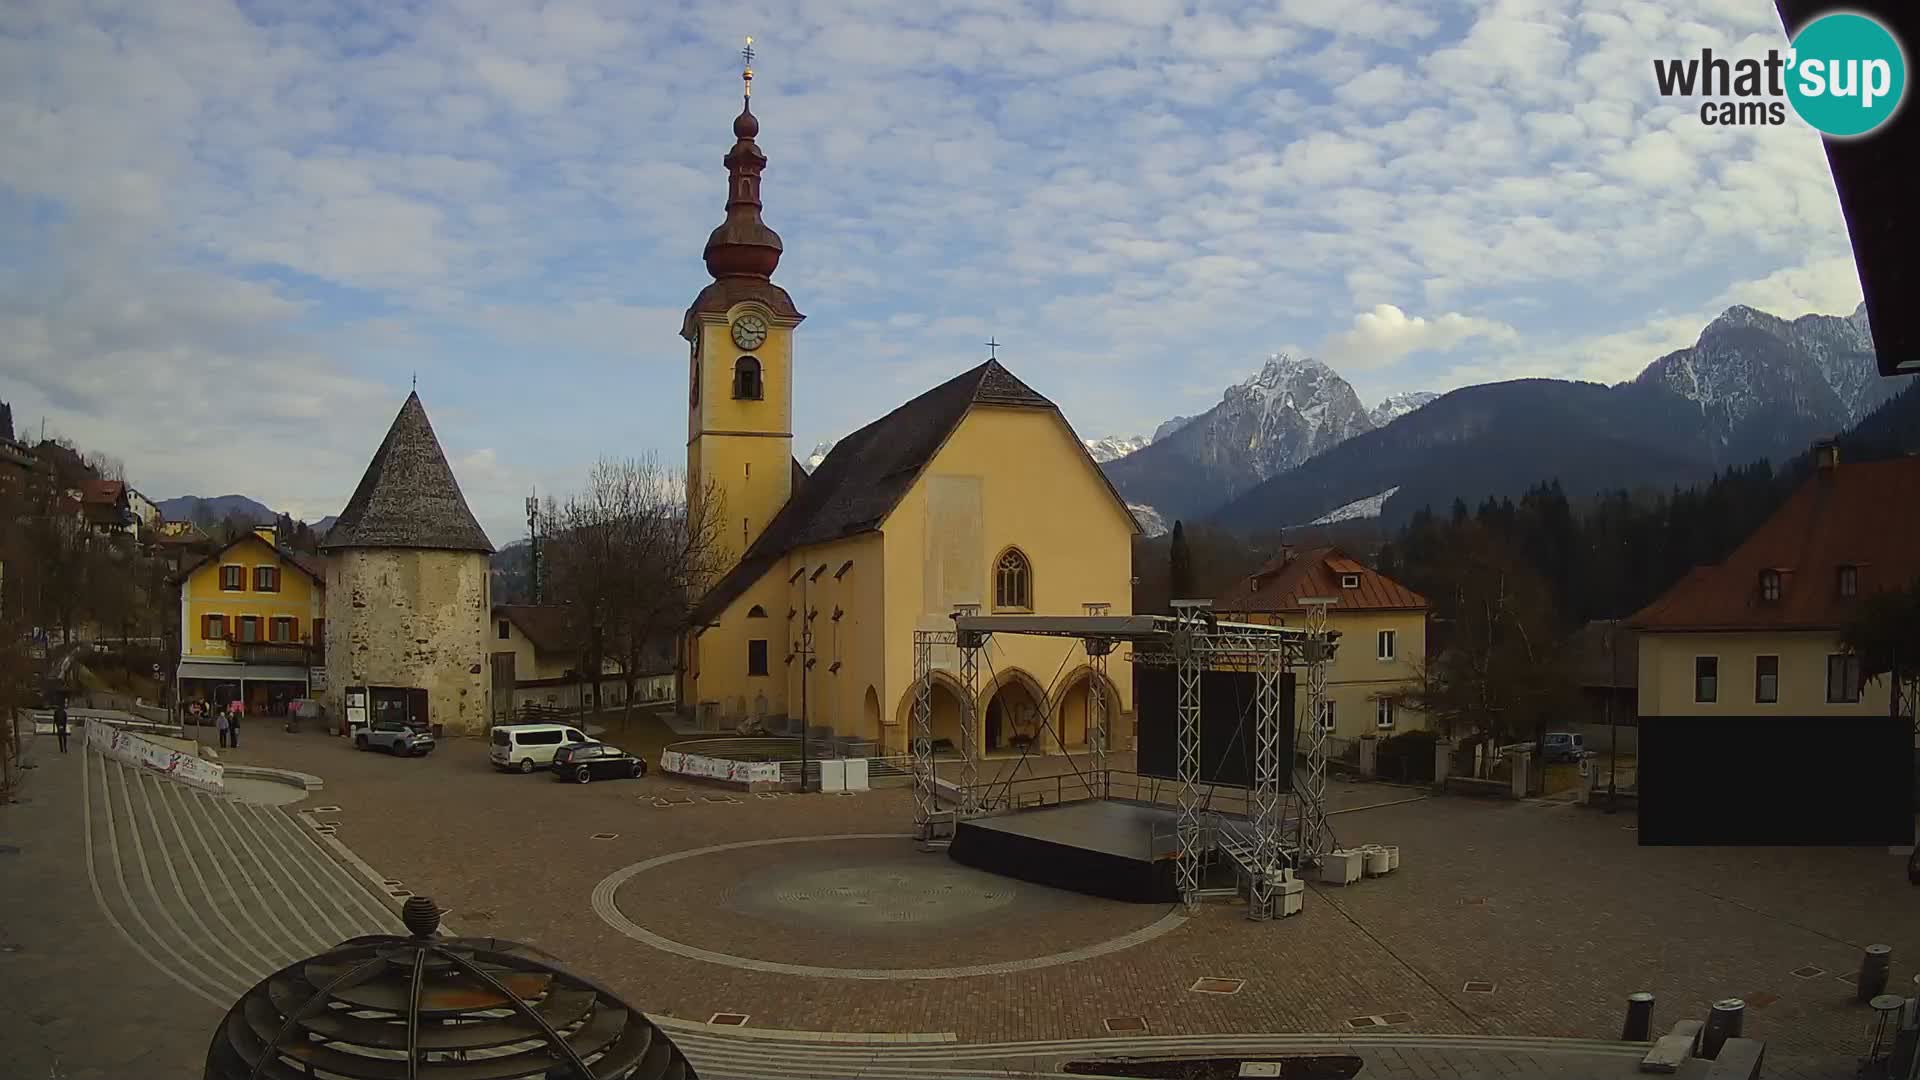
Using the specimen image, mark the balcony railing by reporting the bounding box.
[229,641,317,666]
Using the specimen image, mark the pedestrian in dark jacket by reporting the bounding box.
[53,701,70,754]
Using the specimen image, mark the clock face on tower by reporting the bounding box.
[730,313,769,350]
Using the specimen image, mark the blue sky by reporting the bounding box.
[0,0,1870,545]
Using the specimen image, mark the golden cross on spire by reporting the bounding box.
[742,35,755,98]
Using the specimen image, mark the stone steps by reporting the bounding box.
[81,749,401,1009]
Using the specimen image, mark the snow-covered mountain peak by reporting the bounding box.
[1369,391,1439,427]
[1152,415,1195,442]
[1239,353,1334,394]
[1706,304,1788,337]
[1636,301,1902,458]
[1084,434,1152,463]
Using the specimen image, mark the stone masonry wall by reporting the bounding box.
[324,548,491,737]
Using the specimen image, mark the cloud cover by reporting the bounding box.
[0,0,1865,540]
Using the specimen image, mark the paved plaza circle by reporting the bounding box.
[591,833,1187,980]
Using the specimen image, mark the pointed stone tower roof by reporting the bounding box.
[320,392,494,554]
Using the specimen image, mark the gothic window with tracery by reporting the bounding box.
[994,548,1032,611]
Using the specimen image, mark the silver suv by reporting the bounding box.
[355,719,435,757]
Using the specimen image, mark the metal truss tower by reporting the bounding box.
[1296,599,1335,861]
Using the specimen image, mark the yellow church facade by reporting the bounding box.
[679,83,1136,757]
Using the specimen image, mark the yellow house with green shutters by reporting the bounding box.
[679,92,1139,755]
[175,526,328,716]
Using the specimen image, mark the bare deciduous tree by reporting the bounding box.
[1400,524,1573,754]
[545,457,728,720]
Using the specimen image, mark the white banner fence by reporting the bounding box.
[659,749,781,785]
[85,719,224,793]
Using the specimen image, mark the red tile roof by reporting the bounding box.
[1630,456,1920,631]
[80,479,125,505]
[1214,545,1428,614]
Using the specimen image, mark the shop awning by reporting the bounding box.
[177,660,312,683]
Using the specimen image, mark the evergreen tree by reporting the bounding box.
[1168,520,1195,601]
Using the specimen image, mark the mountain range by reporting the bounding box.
[1199,303,1906,533]
[154,494,336,535]
[1100,354,1441,526]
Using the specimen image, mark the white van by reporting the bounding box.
[490,723,589,773]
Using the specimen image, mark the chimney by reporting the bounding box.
[254,524,276,546]
[1814,437,1840,472]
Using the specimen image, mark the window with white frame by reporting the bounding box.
[1694,656,1718,703]
[1377,629,1395,660]
[1318,699,1336,731]
[1375,697,1395,730]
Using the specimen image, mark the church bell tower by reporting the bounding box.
[683,36,804,565]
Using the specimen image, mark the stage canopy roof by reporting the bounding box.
[950,614,1313,642]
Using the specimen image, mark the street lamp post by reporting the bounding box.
[788,566,813,792]
[1606,623,1619,813]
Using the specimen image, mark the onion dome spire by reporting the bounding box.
[703,35,783,281]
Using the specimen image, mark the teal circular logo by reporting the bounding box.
[1786,13,1907,138]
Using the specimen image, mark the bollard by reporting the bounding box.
[1858,944,1894,1004]
[1701,998,1744,1059]
[1621,991,1655,1041]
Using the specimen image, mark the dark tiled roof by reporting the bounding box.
[495,605,676,676]
[283,549,328,583]
[693,359,1090,625]
[320,393,494,554]
[1214,545,1428,614]
[1629,456,1920,630]
[1564,619,1637,689]
[496,604,578,655]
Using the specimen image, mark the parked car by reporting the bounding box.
[1541,732,1586,763]
[551,742,648,784]
[489,722,589,773]
[355,718,435,757]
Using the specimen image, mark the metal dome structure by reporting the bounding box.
[204,896,698,1079]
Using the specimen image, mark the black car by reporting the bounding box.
[551,742,649,784]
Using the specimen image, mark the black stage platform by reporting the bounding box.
[947,800,1195,904]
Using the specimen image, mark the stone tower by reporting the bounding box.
[320,392,495,735]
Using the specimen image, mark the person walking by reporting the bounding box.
[53,699,70,753]
[227,698,243,749]
[215,705,230,749]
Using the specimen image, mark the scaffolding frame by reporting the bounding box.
[908,605,1338,913]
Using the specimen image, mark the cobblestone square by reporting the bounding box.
[218,724,1916,1070]
[6,722,1908,1078]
